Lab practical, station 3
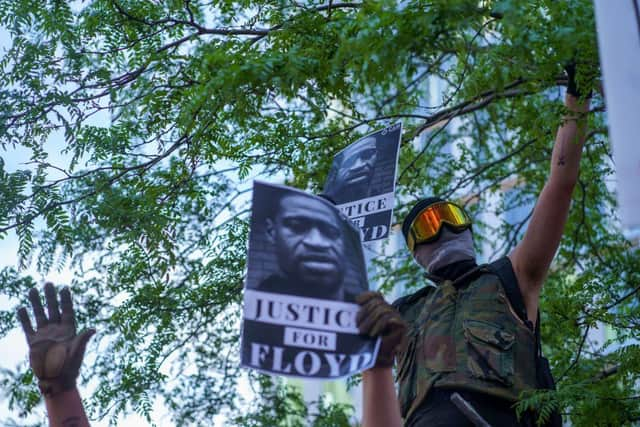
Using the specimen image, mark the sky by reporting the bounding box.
[0,25,178,427]
[0,22,290,427]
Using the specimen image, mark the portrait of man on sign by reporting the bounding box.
[325,136,378,205]
[247,183,366,302]
[256,190,356,301]
[241,182,378,379]
[323,124,402,243]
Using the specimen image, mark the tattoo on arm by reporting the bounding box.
[62,416,80,427]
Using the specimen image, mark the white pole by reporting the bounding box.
[593,0,640,238]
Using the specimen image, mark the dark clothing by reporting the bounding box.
[406,389,522,427]
[430,259,478,282]
[394,258,536,425]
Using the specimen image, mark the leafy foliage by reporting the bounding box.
[1,0,638,425]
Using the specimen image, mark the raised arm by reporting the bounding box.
[17,283,95,427]
[356,292,406,427]
[509,88,591,322]
[362,367,402,427]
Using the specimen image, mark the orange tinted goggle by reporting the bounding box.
[406,202,471,252]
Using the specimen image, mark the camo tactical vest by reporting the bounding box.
[394,265,537,421]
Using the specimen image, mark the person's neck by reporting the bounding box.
[429,259,477,282]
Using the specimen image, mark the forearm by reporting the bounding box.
[362,367,402,427]
[510,94,591,292]
[44,388,90,427]
[550,94,590,188]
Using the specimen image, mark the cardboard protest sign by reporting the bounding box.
[323,123,402,243]
[593,0,640,230]
[241,181,379,379]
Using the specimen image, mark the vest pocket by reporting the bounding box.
[463,319,515,386]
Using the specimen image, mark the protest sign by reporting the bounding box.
[593,0,640,230]
[323,123,402,243]
[241,181,379,379]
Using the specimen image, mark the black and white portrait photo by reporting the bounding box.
[241,181,379,379]
[324,135,378,204]
[246,183,367,301]
[323,123,402,243]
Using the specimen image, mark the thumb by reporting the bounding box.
[70,328,96,360]
[78,328,96,347]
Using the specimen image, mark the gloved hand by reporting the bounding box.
[356,291,407,368]
[17,283,95,397]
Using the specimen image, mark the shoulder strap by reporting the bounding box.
[487,257,531,329]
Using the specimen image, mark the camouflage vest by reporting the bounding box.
[394,263,537,421]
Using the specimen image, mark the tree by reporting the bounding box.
[1,0,638,425]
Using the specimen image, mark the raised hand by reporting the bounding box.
[17,282,95,397]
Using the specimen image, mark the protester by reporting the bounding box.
[358,66,591,426]
[17,283,94,427]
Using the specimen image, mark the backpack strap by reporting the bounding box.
[489,258,561,425]
[535,308,542,357]
[487,257,532,330]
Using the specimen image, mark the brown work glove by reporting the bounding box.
[356,291,408,368]
[17,282,95,397]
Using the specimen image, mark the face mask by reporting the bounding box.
[414,228,475,273]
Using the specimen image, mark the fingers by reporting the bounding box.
[369,312,394,337]
[17,307,35,339]
[44,282,61,323]
[358,302,396,337]
[59,287,75,326]
[356,294,387,326]
[357,301,389,333]
[28,288,48,328]
[355,291,407,343]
